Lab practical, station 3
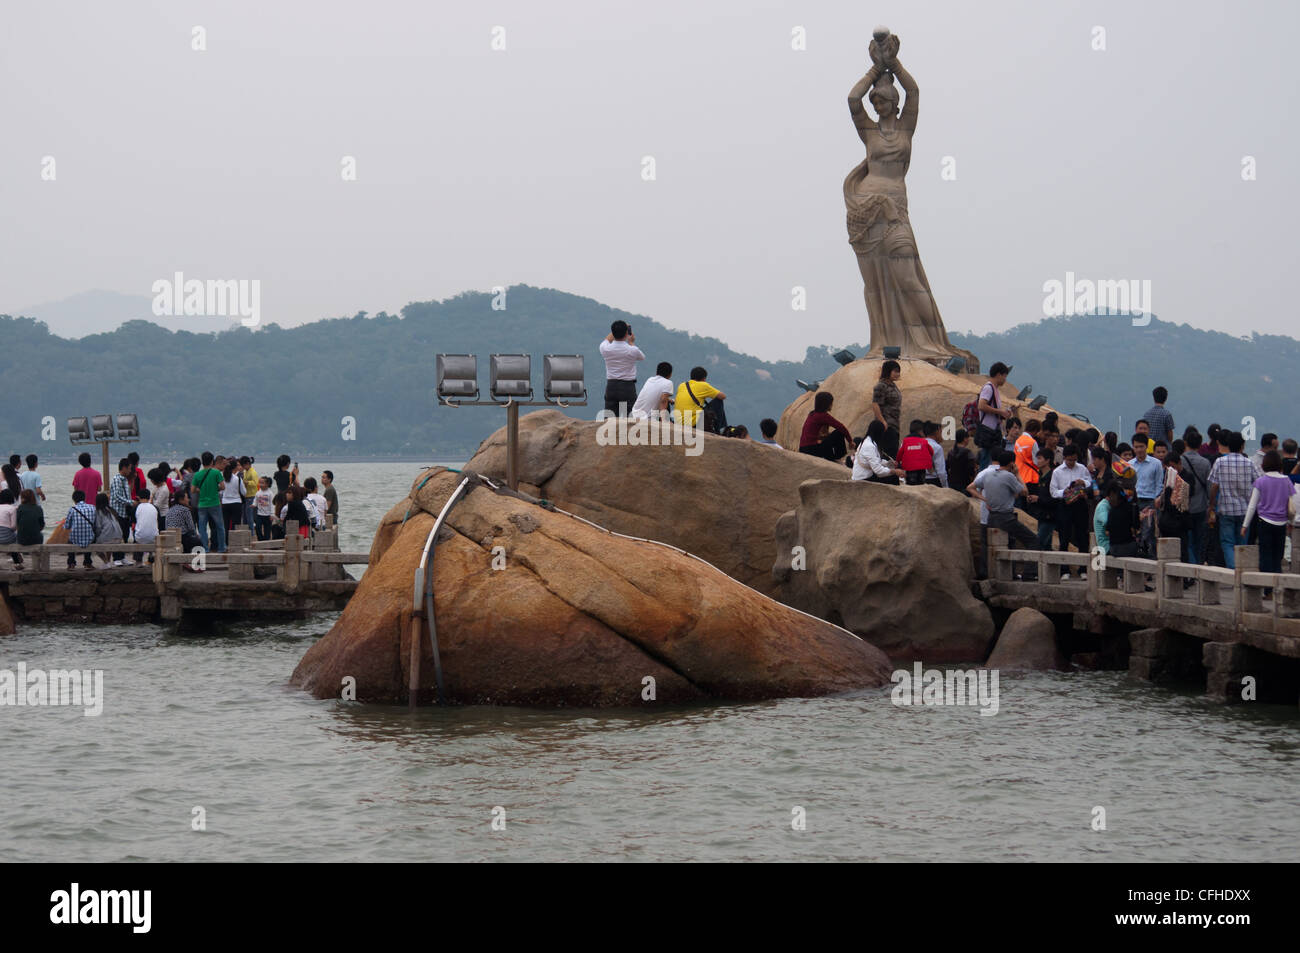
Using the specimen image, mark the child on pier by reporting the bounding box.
[254,477,274,541]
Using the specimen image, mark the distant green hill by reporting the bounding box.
[1,291,1293,461]
[0,286,840,460]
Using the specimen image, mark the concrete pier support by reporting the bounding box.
[1127,627,1204,684]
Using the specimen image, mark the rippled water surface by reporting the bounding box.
[3,463,1297,862]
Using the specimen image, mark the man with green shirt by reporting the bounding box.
[190,451,227,553]
[321,470,339,526]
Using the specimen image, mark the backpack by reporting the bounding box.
[898,435,934,472]
[961,398,980,434]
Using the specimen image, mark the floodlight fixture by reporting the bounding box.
[944,355,966,374]
[67,417,91,444]
[1069,412,1091,424]
[1016,385,1033,401]
[115,413,140,440]
[796,379,819,393]
[543,354,585,404]
[91,414,115,441]
[489,354,532,402]
[832,349,857,367]
[1028,395,1049,411]
[436,354,479,403]
[882,346,901,360]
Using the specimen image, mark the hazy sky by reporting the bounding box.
[2,0,1294,360]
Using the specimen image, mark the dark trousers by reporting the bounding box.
[1185,511,1208,565]
[115,513,131,562]
[254,514,272,542]
[604,379,637,417]
[800,431,848,461]
[1057,499,1090,553]
[1258,521,1286,574]
[880,425,900,459]
[180,530,203,553]
[989,511,1041,575]
[67,549,94,568]
[223,501,244,532]
[904,470,926,485]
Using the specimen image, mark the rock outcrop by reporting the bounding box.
[292,469,892,706]
[776,357,1091,450]
[772,478,994,663]
[462,410,850,595]
[985,607,1064,670]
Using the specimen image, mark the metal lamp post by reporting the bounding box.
[68,413,140,487]
[436,354,586,490]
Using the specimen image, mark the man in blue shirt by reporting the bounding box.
[1128,433,1165,555]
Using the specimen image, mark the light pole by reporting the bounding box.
[436,354,586,490]
[68,413,140,487]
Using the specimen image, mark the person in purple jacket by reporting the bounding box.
[1241,450,1298,578]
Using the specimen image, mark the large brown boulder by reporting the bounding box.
[292,469,892,706]
[985,608,1065,671]
[776,357,1091,451]
[463,410,849,595]
[772,479,994,663]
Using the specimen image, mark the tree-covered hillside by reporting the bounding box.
[2,292,1294,462]
[0,286,839,460]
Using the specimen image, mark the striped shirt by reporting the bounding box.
[63,502,97,546]
[1208,453,1263,516]
[110,473,132,518]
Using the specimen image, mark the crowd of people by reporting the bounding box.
[830,368,1299,583]
[0,450,340,570]
[607,329,1297,583]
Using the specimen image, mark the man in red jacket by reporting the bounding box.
[897,419,934,485]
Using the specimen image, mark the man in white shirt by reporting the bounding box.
[1049,444,1093,575]
[631,362,674,420]
[599,319,645,417]
[923,421,949,488]
[303,477,329,528]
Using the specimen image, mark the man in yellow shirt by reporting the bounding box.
[674,367,725,428]
[240,456,259,529]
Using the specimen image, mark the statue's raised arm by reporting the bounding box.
[848,66,883,141]
[892,59,918,131]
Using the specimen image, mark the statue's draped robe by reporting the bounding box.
[845,127,974,368]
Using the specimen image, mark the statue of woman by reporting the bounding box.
[844,31,978,372]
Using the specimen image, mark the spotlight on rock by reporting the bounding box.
[1069,412,1091,424]
[796,379,820,393]
[490,354,533,402]
[543,354,585,404]
[944,355,966,374]
[832,349,857,367]
[1028,395,1048,411]
[436,354,479,403]
[882,346,901,360]
[1016,385,1033,401]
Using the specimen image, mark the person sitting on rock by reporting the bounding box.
[896,419,934,485]
[946,429,976,496]
[798,391,855,462]
[852,420,905,483]
[754,418,783,448]
[674,367,726,432]
[922,420,948,488]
